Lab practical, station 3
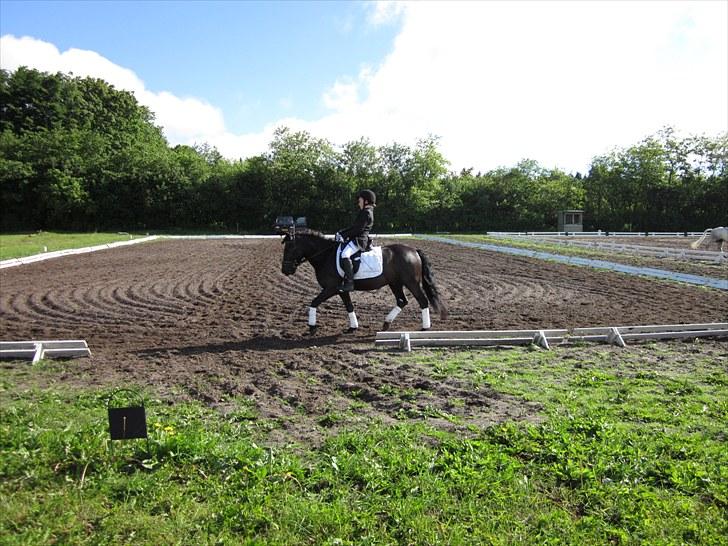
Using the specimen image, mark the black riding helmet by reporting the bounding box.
[357,189,376,206]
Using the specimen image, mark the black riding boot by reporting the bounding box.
[340,258,355,292]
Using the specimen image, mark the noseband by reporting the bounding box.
[283,255,306,270]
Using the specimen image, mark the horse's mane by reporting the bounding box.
[296,228,332,242]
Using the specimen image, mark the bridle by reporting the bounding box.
[282,233,335,270]
[282,253,306,270]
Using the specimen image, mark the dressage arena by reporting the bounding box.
[1,236,726,444]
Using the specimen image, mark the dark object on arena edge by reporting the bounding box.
[274,216,307,233]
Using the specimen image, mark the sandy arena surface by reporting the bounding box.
[1,237,726,445]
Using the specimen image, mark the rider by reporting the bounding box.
[335,189,376,292]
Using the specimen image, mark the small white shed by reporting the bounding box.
[557,210,583,232]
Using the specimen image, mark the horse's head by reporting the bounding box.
[281,229,334,275]
[281,232,304,275]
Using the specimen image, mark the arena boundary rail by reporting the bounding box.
[0,233,414,269]
[486,231,704,237]
[484,232,725,263]
[0,340,92,363]
[375,322,728,352]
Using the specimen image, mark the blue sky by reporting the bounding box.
[1,1,726,173]
[1,1,399,133]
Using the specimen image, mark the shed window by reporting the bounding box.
[565,213,581,224]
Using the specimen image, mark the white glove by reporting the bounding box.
[335,232,343,243]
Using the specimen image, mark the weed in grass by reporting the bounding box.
[318,412,344,428]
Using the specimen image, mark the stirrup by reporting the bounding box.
[339,279,354,292]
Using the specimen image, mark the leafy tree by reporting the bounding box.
[1,68,725,233]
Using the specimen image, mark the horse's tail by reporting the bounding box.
[691,229,711,249]
[417,249,448,319]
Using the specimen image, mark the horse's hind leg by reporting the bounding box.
[339,292,358,333]
[404,280,431,330]
[382,283,408,331]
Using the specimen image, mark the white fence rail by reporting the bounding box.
[0,236,160,269]
[0,340,91,363]
[531,237,724,263]
[487,231,704,237]
[456,232,725,263]
[376,323,728,351]
[0,233,416,270]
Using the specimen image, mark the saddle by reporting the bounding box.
[336,244,383,280]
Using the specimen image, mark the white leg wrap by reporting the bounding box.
[308,307,317,327]
[421,307,431,330]
[348,311,359,329]
[385,306,402,323]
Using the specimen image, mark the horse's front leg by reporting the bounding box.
[307,287,338,335]
[339,292,358,333]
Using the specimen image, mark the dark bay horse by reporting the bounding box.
[281,229,447,333]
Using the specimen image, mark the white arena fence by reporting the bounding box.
[1,235,161,269]
[376,322,728,352]
[528,237,722,263]
[484,231,724,263]
[487,231,704,237]
[0,340,91,363]
[0,233,414,269]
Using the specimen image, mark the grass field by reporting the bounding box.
[446,234,655,260]
[1,344,726,544]
[0,229,276,261]
[0,232,142,260]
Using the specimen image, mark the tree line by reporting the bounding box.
[2,68,726,233]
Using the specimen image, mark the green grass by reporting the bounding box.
[1,346,726,544]
[442,233,626,260]
[0,232,145,260]
[0,228,279,260]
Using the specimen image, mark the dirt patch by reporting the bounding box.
[1,238,726,445]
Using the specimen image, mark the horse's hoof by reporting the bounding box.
[382,322,391,331]
[421,327,430,331]
[344,327,358,334]
[307,326,318,336]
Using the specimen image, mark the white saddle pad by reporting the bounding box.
[336,245,383,280]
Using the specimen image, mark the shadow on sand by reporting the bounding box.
[132,332,373,358]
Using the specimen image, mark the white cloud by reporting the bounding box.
[0,34,233,153]
[2,1,726,172]
[308,0,728,173]
[322,78,360,111]
[367,1,406,26]
[191,1,727,173]
[140,90,225,143]
[0,35,145,93]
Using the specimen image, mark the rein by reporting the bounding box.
[284,237,336,269]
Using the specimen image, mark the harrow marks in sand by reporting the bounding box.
[1,238,726,445]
